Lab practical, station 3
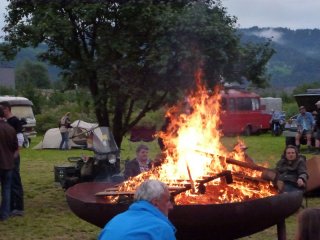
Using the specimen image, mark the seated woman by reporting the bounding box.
[124,144,153,180]
[275,145,308,192]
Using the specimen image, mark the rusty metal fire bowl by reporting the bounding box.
[66,182,303,240]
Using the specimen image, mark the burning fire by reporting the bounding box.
[105,71,277,204]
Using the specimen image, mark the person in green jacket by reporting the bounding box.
[275,145,308,192]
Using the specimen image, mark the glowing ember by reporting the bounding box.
[105,70,277,204]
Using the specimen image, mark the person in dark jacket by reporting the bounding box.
[0,101,24,217]
[0,107,18,221]
[275,145,308,193]
[314,100,320,155]
[124,144,153,180]
[98,179,176,240]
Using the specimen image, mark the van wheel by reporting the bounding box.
[244,126,252,136]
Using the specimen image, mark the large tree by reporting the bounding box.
[1,0,273,148]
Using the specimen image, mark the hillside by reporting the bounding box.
[2,27,320,87]
[239,27,320,87]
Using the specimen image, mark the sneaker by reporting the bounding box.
[10,210,24,217]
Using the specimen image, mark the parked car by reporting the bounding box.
[283,89,320,146]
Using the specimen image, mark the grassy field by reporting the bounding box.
[0,134,319,240]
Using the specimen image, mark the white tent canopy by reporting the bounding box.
[33,120,98,149]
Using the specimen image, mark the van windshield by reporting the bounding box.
[11,106,35,119]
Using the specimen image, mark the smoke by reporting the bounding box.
[251,28,285,44]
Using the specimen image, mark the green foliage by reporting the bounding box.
[1,1,273,147]
[0,86,15,95]
[15,59,51,89]
[35,100,96,134]
[280,91,294,104]
[292,82,320,95]
[17,85,44,114]
[35,113,59,134]
[283,102,299,119]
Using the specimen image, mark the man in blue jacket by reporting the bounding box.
[295,106,314,152]
[98,179,176,240]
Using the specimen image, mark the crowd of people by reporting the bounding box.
[2,99,320,238]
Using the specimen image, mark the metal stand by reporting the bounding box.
[277,219,286,240]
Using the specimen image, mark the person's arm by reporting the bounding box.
[296,115,303,132]
[124,160,134,180]
[297,159,308,182]
[10,133,19,153]
[296,157,308,187]
[275,158,283,172]
[17,132,24,148]
[309,113,315,129]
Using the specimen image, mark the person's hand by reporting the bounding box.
[297,178,305,187]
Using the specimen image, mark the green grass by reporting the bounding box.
[0,134,319,239]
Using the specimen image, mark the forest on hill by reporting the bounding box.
[2,27,320,89]
[239,27,320,88]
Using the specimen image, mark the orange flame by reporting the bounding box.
[107,70,276,204]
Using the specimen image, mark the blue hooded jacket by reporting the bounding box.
[98,200,176,240]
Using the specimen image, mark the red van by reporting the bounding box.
[220,88,271,136]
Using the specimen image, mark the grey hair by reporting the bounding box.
[136,144,149,153]
[134,180,168,202]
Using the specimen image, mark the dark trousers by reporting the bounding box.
[283,181,304,193]
[11,155,24,211]
[0,169,13,219]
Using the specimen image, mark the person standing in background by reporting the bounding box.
[295,106,314,153]
[0,102,23,217]
[0,107,18,221]
[313,101,320,155]
[59,112,72,150]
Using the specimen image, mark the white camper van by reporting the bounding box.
[0,96,37,147]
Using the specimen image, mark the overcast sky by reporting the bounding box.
[222,0,320,29]
[0,0,319,36]
[0,0,7,38]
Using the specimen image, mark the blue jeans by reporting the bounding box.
[283,182,304,193]
[0,169,13,219]
[11,155,24,211]
[59,131,69,150]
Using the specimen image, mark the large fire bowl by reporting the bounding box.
[66,182,303,240]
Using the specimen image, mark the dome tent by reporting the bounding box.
[33,120,98,149]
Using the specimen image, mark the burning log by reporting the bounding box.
[186,162,196,193]
[195,149,278,183]
[94,170,233,201]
